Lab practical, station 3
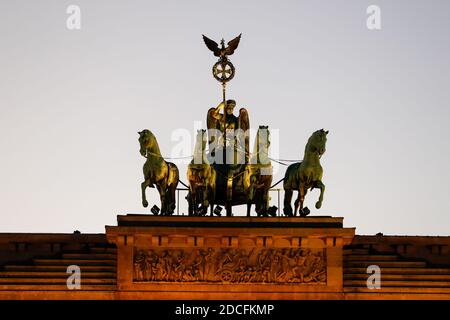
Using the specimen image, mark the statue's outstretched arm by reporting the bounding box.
[210,102,225,120]
[207,106,221,128]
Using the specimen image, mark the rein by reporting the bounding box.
[142,146,303,163]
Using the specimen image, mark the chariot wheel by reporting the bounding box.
[221,270,233,282]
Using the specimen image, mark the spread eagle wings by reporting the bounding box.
[238,108,249,133]
[202,36,220,56]
[225,34,242,56]
[202,34,242,57]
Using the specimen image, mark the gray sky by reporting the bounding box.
[0,0,449,235]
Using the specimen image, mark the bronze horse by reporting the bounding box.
[283,129,328,217]
[138,130,179,215]
[244,126,273,217]
[187,129,216,216]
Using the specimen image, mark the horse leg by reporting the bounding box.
[169,183,177,215]
[194,187,203,216]
[254,190,261,217]
[313,180,325,209]
[187,191,194,216]
[294,192,300,217]
[256,190,266,217]
[155,184,162,214]
[157,183,167,215]
[207,185,212,216]
[263,189,270,217]
[141,180,151,208]
[190,187,197,216]
[202,186,209,216]
[283,189,293,217]
[196,187,204,216]
[299,186,310,217]
[209,183,216,217]
[247,180,254,217]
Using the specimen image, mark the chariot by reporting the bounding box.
[138,34,328,218]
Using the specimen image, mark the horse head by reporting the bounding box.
[196,129,208,151]
[138,129,156,157]
[250,125,271,165]
[257,125,270,150]
[306,129,329,157]
[192,129,208,164]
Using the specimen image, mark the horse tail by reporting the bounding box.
[166,162,179,213]
[166,162,179,189]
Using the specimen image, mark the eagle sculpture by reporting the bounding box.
[202,34,242,58]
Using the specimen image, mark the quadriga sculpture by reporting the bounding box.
[187,129,216,216]
[243,126,273,217]
[283,129,328,217]
[138,130,179,215]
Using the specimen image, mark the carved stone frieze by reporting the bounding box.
[133,247,326,284]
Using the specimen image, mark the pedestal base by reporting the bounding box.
[106,215,355,299]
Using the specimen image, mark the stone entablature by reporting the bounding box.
[2,219,450,300]
[105,215,355,298]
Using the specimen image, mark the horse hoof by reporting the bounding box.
[300,207,310,217]
[315,202,322,209]
[283,208,292,217]
[142,201,148,208]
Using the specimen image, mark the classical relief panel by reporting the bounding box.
[133,247,326,284]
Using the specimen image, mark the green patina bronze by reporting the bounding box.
[243,126,273,217]
[138,130,179,215]
[283,129,328,217]
[186,129,216,216]
[137,35,330,217]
